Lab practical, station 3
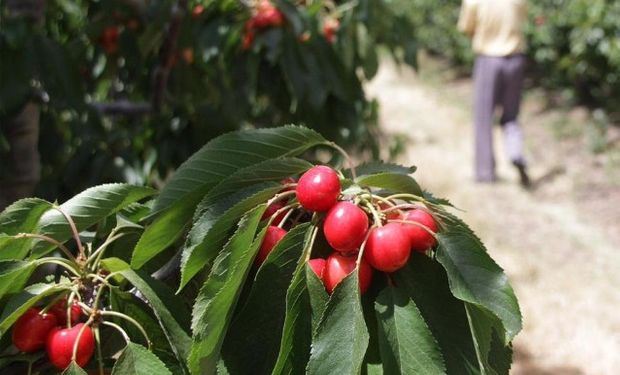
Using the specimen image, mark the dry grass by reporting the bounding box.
[366,57,620,375]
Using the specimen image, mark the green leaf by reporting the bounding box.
[374,286,446,375]
[202,157,312,206]
[436,218,522,343]
[0,198,53,234]
[393,254,480,374]
[179,185,278,289]
[307,272,369,375]
[31,184,156,258]
[355,173,423,196]
[131,191,201,269]
[270,227,318,375]
[100,258,191,369]
[188,207,264,375]
[111,342,172,375]
[349,162,416,178]
[305,263,329,333]
[62,362,88,375]
[221,223,311,375]
[152,126,326,215]
[0,199,53,259]
[108,288,170,353]
[0,260,37,300]
[0,282,71,338]
[465,304,512,375]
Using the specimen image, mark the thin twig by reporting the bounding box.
[91,100,152,116]
[16,233,76,261]
[53,206,85,260]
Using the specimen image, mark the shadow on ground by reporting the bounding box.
[513,345,584,375]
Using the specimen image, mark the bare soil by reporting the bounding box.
[366,56,620,375]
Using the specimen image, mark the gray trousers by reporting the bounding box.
[0,102,40,210]
[473,54,526,181]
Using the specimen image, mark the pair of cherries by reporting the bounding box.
[12,298,94,370]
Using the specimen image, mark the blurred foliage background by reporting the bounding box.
[408,0,620,117]
[0,0,418,201]
[2,0,620,202]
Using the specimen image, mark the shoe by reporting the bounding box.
[512,160,530,188]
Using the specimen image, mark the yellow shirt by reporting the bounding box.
[457,0,527,56]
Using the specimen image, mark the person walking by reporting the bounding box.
[458,0,530,187]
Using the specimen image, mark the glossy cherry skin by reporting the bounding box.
[50,297,82,325]
[296,166,341,212]
[323,202,369,252]
[12,307,58,353]
[46,323,95,370]
[308,258,326,279]
[364,223,411,272]
[402,209,438,252]
[256,226,287,265]
[323,253,372,294]
[262,200,287,226]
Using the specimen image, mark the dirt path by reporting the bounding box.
[367,58,620,375]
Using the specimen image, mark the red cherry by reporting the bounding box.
[192,4,205,18]
[323,202,368,252]
[364,223,411,272]
[308,258,326,279]
[323,18,340,43]
[50,297,82,325]
[323,253,372,294]
[46,323,95,370]
[256,226,287,265]
[254,0,283,28]
[296,166,341,212]
[402,209,438,252]
[262,200,287,225]
[99,26,119,54]
[12,307,58,353]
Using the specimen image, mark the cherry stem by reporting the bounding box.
[87,231,127,270]
[389,219,438,239]
[66,290,79,328]
[361,200,383,227]
[277,208,297,229]
[381,203,422,213]
[53,205,85,261]
[101,310,151,349]
[102,321,130,344]
[16,233,76,262]
[303,221,319,262]
[71,317,95,363]
[90,272,119,312]
[357,224,375,264]
[94,327,105,375]
[384,193,427,203]
[40,293,65,315]
[326,141,357,180]
[267,190,296,206]
[371,195,396,206]
[36,258,81,278]
[266,202,299,228]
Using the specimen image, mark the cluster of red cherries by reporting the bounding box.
[242,0,285,50]
[11,296,94,370]
[257,165,438,294]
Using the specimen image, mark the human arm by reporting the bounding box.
[457,0,477,37]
